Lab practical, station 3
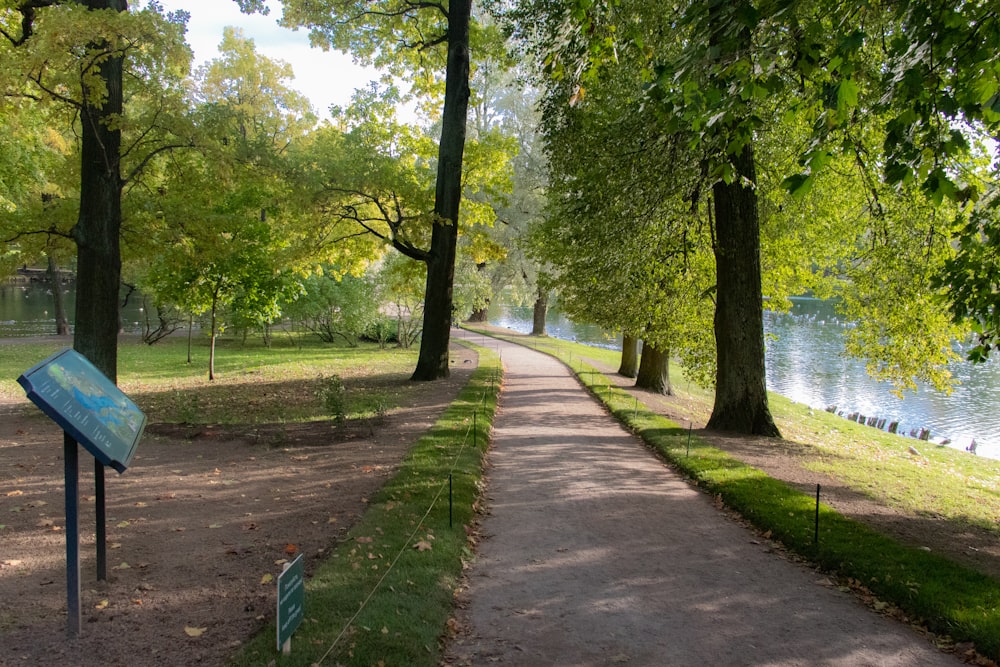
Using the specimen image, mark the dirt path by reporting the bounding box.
[445,333,961,666]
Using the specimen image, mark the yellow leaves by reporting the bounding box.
[260,573,274,585]
[95,599,109,610]
[184,626,207,638]
[413,540,433,552]
[112,562,130,571]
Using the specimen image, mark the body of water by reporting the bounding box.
[0,282,147,337]
[488,298,1000,460]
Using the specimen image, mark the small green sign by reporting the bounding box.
[277,554,305,651]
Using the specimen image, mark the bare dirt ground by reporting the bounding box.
[0,345,476,667]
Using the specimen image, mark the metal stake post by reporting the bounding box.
[95,460,106,581]
[64,434,81,637]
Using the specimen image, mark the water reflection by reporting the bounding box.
[0,283,146,337]
[488,299,999,460]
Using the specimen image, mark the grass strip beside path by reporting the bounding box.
[467,326,1000,662]
[228,341,500,667]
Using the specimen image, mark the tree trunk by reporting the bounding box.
[706,140,779,436]
[618,334,640,378]
[467,262,489,322]
[46,254,71,336]
[411,0,472,381]
[209,293,218,381]
[702,0,779,437]
[531,286,548,336]
[72,0,126,382]
[635,341,671,395]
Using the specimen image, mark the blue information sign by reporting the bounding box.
[18,348,145,473]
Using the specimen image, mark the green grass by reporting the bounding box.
[228,343,500,666]
[0,335,422,425]
[467,325,1000,661]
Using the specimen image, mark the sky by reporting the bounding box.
[157,0,379,119]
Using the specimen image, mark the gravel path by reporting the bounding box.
[446,332,960,666]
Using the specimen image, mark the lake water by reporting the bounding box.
[0,282,147,337]
[488,298,1000,460]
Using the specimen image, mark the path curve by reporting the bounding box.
[447,330,959,666]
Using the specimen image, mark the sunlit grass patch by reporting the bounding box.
[228,344,500,667]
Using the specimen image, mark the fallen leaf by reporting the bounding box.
[413,540,433,552]
[208,523,223,529]
[356,536,373,544]
[184,626,206,637]
[134,502,147,508]
[381,626,389,635]
[260,573,273,585]
[327,516,338,524]
[274,559,288,566]
[284,544,298,555]
[36,518,54,527]
[95,599,109,610]
[116,521,130,528]
[6,490,23,497]
[112,562,130,570]
[110,542,122,550]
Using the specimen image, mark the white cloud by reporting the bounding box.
[157,0,379,119]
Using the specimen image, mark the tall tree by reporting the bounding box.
[262,0,477,380]
[2,1,191,379]
[137,27,316,375]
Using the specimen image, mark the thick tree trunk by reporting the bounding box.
[618,335,640,378]
[46,254,71,336]
[706,141,779,436]
[635,341,671,395]
[703,0,779,437]
[531,287,548,336]
[72,0,126,382]
[411,0,472,381]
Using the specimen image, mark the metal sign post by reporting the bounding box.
[18,349,146,637]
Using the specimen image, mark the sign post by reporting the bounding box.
[18,348,146,637]
[277,554,305,654]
